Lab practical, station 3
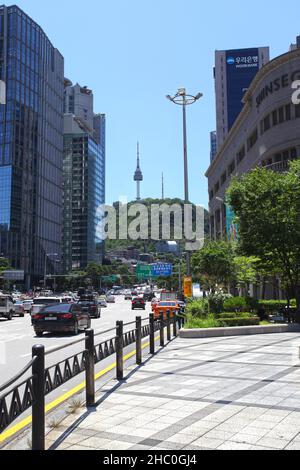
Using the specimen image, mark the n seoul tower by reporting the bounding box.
[134,142,143,201]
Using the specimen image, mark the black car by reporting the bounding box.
[77,300,101,319]
[32,303,91,337]
[132,297,146,310]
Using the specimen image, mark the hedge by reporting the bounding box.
[216,312,254,320]
[223,297,259,312]
[258,300,296,314]
[217,317,260,327]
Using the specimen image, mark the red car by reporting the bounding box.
[132,297,146,310]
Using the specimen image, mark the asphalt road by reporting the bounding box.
[0,297,152,390]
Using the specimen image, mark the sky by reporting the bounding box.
[13,0,300,208]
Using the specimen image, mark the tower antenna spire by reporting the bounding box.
[134,141,143,201]
[162,172,165,200]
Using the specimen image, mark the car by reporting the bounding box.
[99,297,107,308]
[32,303,91,337]
[131,291,138,297]
[153,301,180,320]
[77,300,101,319]
[132,297,146,310]
[0,295,15,321]
[23,299,34,313]
[30,297,65,317]
[13,300,25,317]
[124,293,132,300]
[106,294,116,303]
[143,292,155,302]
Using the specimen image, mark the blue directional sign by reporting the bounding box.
[151,263,173,278]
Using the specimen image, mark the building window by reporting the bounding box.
[221,171,227,185]
[264,115,270,132]
[278,107,284,123]
[285,104,291,121]
[237,146,245,164]
[214,182,220,194]
[291,148,297,160]
[295,104,300,118]
[247,128,258,150]
[209,190,214,201]
[228,160,235,175]
[272,110,278,126]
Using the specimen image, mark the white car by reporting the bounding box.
[99,298,107,308]
[23,299,34,313]
[106,294,115,304]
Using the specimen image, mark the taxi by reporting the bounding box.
[153,300,180,320]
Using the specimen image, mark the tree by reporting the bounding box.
[0,258,10,274]
[233,256,260,296]
[227,160,300,317]
[192,240,235,292]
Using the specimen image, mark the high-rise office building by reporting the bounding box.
[0,5,64,287]
[289,35,300,51]
[214,47,269,149]
[210,131,217,163]
[62,81,105,272]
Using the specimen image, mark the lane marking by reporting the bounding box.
[0,335,160,444]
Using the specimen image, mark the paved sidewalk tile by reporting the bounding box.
[30,333,300,451]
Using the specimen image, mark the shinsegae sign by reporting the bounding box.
[256,70,300,107]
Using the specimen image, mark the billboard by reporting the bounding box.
[226,48,259,129]
[226,206,239,241]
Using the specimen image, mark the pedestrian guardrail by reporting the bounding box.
[0,312,186,450]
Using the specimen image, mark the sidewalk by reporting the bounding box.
[38,333,300,450]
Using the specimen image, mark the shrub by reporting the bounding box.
[223,297,247,312]
[217,317,260,327]
[207,292,230,314]
[184,314,219,329]
[185,299,209,318]
[258,300,290,314]
[223,296,259,312]
[215,312,252,319]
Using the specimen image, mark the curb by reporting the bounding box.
[179,324,300,338]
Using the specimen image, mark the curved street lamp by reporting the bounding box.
[166,88,203,277]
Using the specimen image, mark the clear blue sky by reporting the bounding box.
[14,0,300,208]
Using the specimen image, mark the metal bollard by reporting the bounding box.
[136,317,142,365]
[32,345,45,451]
[167,311,171,342]
[160,312,165,348]
[150,314,155,355]
[173,313,178,337]
[116,321,124,381]
[85,329,95,407]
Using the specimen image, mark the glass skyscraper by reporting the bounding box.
[0,5,64,287]
[63,83,105,272]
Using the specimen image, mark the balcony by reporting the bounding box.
[264,160,290,173]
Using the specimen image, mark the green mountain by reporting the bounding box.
[105,198,209,255]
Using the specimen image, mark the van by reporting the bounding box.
[0,295,15,321]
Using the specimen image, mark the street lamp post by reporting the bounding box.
[166,88,203,277]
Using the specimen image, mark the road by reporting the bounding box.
[0,297,152,385]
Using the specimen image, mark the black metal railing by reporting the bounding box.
[0,312,186,450]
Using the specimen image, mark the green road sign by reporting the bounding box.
[101,275,119,282]
[136,265,152,279]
